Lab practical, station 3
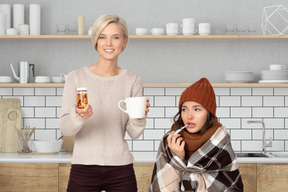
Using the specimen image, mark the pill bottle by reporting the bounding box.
[77,87,88,109]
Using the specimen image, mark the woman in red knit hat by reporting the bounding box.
[150,78,243,192]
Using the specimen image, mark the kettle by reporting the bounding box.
[10,61,35,84]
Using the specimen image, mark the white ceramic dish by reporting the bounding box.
[0,76,12,83]
[261,70,288,80]
[33,139,63,153]
[225,71,254,83]
[51,77,65,83]
[35,76,51,83]
[259,80,288,83]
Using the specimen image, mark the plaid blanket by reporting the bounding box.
[149,126,243,192]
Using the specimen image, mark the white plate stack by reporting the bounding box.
[259,64,288,83]
[225,71,254,83]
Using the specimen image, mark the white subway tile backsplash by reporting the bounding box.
[144,130,165,140]
[1,85,288,154]
[263,96,284,106]
[242,141,262,151]
[252,107,273,117]
[20,107,34,118]
[274,88,288,95]
[46,118,60,128]
[274,130,288,140]
[216,107,230,117]
[24,96,45,106]
[274,107,288,118]
[133,141,154,151]
[165,87,186,95]
[266,141,284,151]
[46,96,62,106]
[165,107,178,118]
[252,88,273,95]
[144,88,164,95]
[132,152,156,162]
[219,96,241,106]
[155,118,173,129]
[23,118,45,128]
[13,88,34,95]
[35,107,56,117]
[219,119,241,129]
[231,107,251,117]
[145,118,154,129]
[263,118,284,129]
[148,107,165,117]
[214,88,230,95]
[34,129,57,140]
[242,96,262,106]
[154,96,175,106]
[231,88,251,95]
[35,88,56,95]
[231,130,251,140]
[0,88,12,95]
[57,88,64,96]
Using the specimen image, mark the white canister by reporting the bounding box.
[19,24,29,35]
[13,4,24,30]
[88,27,93,35]
[0,12,6,25]
[0,4,11,28]
[0,24,5,35]
[29,4,41,35]
[6,28,17,35]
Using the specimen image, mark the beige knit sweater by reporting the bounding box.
[59,67,146,165]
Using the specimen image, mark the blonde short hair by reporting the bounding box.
[91,14,129,52]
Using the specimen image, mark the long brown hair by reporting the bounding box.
[172,104,215,134]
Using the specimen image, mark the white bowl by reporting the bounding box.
[261,70,288,80]
[35,76,51,83]
[51,76,65,83]
[225,71,254,83]
[33,139,63,153]
[0,76,12,83]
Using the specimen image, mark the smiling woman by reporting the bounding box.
[59,14,150,192]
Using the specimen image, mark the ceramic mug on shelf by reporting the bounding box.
[118,97,146,118]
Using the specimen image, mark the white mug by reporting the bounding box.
[118,97,146,118]
[270,64,286,71]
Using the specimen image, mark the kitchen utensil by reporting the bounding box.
[0,99,21,152]
[173,124,188,136]
[21,126,35,153]
[33,139,63,153]
[225,71,254,83]
[0,76,12,83]
[35,76,50,83]
[10,61,35,83]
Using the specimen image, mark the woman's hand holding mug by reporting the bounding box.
[118,97,150,119]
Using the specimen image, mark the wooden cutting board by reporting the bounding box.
[0,99,22,152]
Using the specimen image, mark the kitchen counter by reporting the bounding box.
[0,152,287,163]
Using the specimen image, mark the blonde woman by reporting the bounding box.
[60,14,150,192]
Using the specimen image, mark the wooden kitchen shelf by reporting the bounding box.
[1,35,288,42]
[1,83,288,87]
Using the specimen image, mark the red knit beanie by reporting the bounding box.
[179,78,216,117]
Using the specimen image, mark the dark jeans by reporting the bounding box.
[67,163,137,192]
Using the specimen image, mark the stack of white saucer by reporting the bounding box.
[259,64,288,83]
